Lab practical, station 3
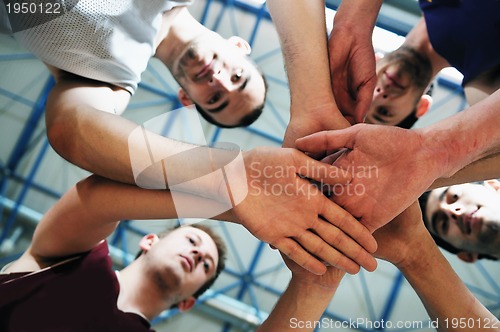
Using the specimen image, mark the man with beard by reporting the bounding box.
[363,18,443,129]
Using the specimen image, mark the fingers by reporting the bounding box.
[295,128,357,154]
[293,151,351,185]
[320,195,377,253]
[275,237,327,275]
[313,215,377,273]
[354,85,374,124]
[292,228,365,275]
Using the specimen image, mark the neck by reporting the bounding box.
[117,261,174,321]
[155,7,208,70]
[402,18,450,78]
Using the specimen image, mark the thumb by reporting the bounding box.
[295,128,358,154]
[354,85,375,124]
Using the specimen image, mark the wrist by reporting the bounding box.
[418,124,476,179]
[289,275,340,298]
[333,0,382,34]
[289,102,350,131]
[395,234,441,273]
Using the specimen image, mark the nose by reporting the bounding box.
[442,202,467,232]
[191,249,203,265]
[208,68,232,91]
[373,84,401,100]
[373,86,388,100]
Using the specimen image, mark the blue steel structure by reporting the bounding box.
[0,1,499,331]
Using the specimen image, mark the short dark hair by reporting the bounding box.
[419,191,498,261]
[194,73,267,128]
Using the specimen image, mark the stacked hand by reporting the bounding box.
[296,124,445,232]
[231,147,378,275]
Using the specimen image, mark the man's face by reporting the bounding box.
[425,183,500,256]
[145,226,219,300]
[365,50,430,126]
[173,33,266,127]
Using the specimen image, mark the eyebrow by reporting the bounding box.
[204,75,250,114]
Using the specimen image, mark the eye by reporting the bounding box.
[231,69,243,83]
[437,211,449,234]
[208,92,222,105]
[188,237,195,245]
[203,261,210,273]
[446,190,459,204]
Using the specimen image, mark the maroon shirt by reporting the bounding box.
[0,242,154,332]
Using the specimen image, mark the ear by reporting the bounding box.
[139,234,159,253]
[457,251,479,263]
[177,88,193,107]
[415,94,432,118]
[485,179,500,193]
[177,296,196,312]
[227,36,252,55]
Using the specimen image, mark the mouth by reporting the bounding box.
[180,255,193,272]
[195,58,215,80]
[463,208,481,235]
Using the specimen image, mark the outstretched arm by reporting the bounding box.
[374,202,499,331]
[257,255,344,332]
[266,0,350,148]
[8,161,377,275]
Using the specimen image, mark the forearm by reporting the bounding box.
[266,0,341,116]
[73,175,235,223]
[398,237,498,331]
[257,275,343,332]
[419,89,500,179]
[430,153,500,189]
[333,0,382,36]
[32,175,235,258]
[46,81,238,199]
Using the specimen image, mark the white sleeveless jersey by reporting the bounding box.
[6,0,191,94]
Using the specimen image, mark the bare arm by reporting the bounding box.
[266,0,349,148]
[430,153,500,189]
[7,166,378,275]
[257,255,344,332]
